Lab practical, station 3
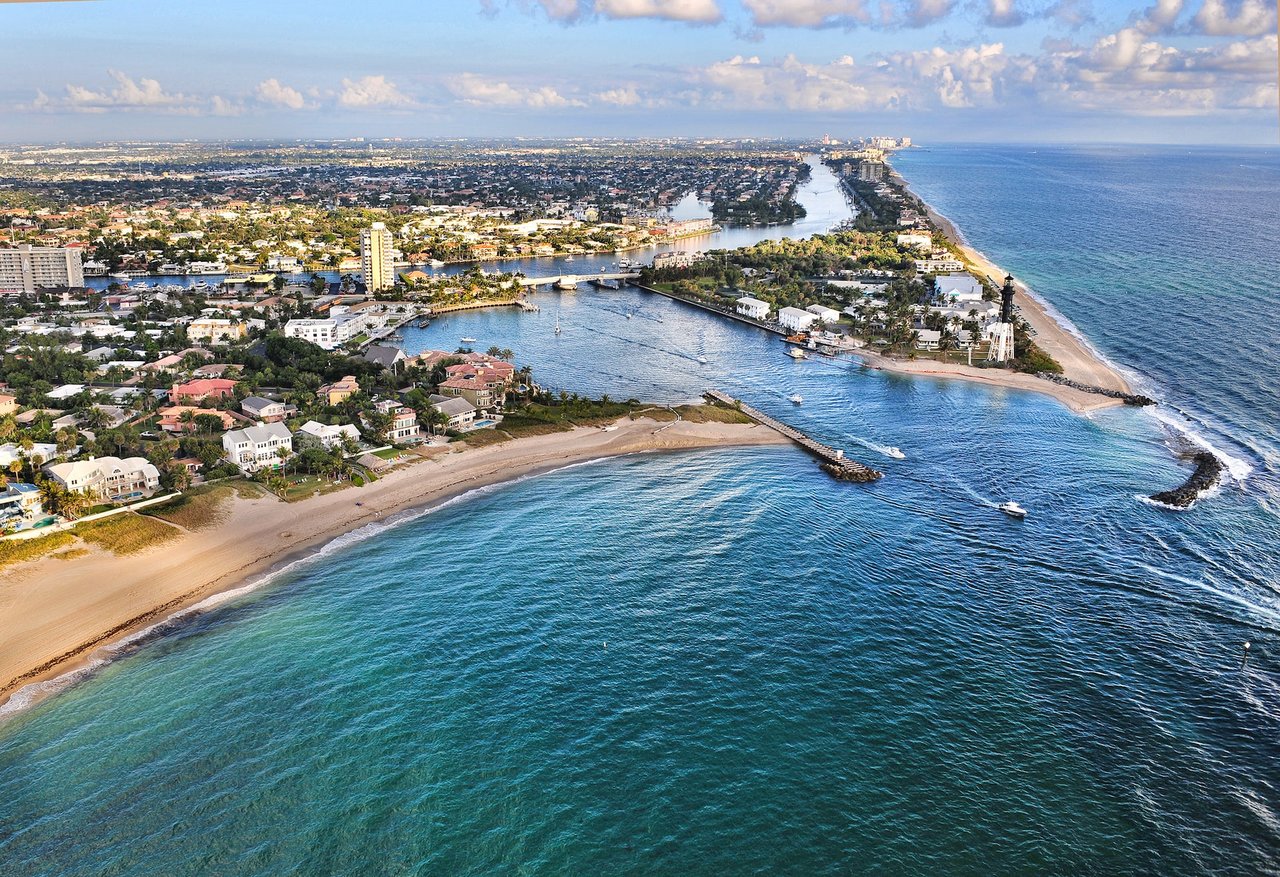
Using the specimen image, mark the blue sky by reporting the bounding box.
[1,0,1276,143]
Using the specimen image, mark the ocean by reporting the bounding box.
[3,146,1279,875]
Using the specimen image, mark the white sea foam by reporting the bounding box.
[0,454,627,722]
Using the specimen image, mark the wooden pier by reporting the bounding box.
[704,390,883,483]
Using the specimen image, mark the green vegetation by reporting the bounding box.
[143,482,260,530]
[0,531,77,569]
[76,514,182,555]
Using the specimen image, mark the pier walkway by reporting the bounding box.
[704,390,883,483]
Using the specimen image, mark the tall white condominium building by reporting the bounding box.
[0,245,85,293]
[360,222,395,292]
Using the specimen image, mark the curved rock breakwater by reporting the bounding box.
[1149,451,1225,508]
[1036,373,1156,406]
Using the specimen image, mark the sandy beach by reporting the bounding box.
[0,417,787,713]
[886,168,1134,404]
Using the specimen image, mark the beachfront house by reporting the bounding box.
[294,420,362,451]
[915,329,943,350]
[778,307,818,333]
[43,456,162,502]
[736,297,771,321]
[430,395,477,432]
[897,232,932,249]
[0,483,44,530]
[222,422,293,473]
[805,304,842,325]
[368,400,421,444]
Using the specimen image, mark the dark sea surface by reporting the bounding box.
[3,147,1279,875]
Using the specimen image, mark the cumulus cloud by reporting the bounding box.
[1191,0,1275,35]
[505,0,721,22]
[595,0,721,22]
[337,75,416,109]
[738,0,955,29]
[28,70,218,115]
[449,73,586,108]
[986,0,1025,27]
[255,78,308,110]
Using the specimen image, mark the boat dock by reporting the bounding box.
[704,390,883,483]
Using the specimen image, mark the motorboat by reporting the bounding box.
[998,501,1027,519]
[697,355,708,364]
[786,347,807,360]
[789,394,803,404]
[885,447,906,460]
[460,336,478,343]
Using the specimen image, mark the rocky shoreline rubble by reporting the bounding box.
[1036,373,1156,407]
[1148,451,1226,508]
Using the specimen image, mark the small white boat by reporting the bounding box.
[625,313,632,319]
[460,336,478,343]
[789,394,804,404]
[998,501,1027,519]
[886,447,906,460]
[697,355,708,364]
[786,347,807,360]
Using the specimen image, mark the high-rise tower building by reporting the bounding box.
[360,223,395,292]
[0,245,84,293]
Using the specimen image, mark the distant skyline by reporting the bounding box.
[2,0,1277,144]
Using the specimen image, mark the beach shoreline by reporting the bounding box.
[0,417,788,716]
[887,167,1134,399]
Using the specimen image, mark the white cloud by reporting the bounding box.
[255,78,307,110]
[986,0,1025,27]
[337,75,416,109]
[738,0,955,28]
[594,0,722,22]
[449,74,586,108]
[515,0,721,22]
[1191,0,1275,35]
[593,86,644,105]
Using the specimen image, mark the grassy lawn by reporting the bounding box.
[372,448,402,460]
[279,475,352,503]
[143,482,262,530]
[76,514,181,556]
[0,531,77,569]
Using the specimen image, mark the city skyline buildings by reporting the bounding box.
[0,0,1276,145]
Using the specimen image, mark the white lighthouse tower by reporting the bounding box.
[989,274,1016,363]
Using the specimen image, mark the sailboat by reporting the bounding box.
[554,314,562,335]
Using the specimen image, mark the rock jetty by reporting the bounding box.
[1149,451,1225,508]
[1036,373,1156,407]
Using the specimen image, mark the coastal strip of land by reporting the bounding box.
[0,417,787,713]
[887,167,1135,400]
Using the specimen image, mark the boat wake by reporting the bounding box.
[846,435,907,460]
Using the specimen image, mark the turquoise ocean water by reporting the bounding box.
[3,147,1279,875]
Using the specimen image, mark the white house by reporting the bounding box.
[896,232,932,249]
[736,296,770,320]
[430,395,477,432]
[915,329,942,350]
[240,396,295,423]
[805,304,842,325]
[935,274,984,301]
[222,422,293,472]
[915,257,966,275]
[43,456,161,501]
[294,420,362,451]
[0,442,59,467]
[777,306,818,333]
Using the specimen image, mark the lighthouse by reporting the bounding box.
[989,274,1016,363]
